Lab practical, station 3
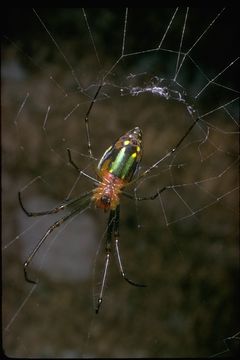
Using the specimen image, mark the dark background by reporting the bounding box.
[2,7,239,357]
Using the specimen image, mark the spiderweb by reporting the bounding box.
[2,8,239,357]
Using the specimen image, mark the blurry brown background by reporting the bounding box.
[2,8,239,357]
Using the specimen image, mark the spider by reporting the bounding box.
[19,83,200,314]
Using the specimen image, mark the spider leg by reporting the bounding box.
[114,205,146,287]
[18,191,92,217]
[67,148,100,185]
[67,147,81,172]
[85,84,102,159]
[95,210,115,314]
[66,84,103,175]
[18,191,66,217]
[23,193,92,284]
[129,117,201,187]
[122,186,167,201]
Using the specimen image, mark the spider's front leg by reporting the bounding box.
[18,191,66,217]
[95,210,115,314]
[19,192,93,284]
[95,205,146,314]
[23,208,83,284]
[114,205,146,287]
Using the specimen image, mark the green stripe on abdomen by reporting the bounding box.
[109,146,138,181]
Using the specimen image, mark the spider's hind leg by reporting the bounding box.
[122,186,167,202]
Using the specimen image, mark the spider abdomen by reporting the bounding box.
[93,127,143,211]
[97,127,143,182]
